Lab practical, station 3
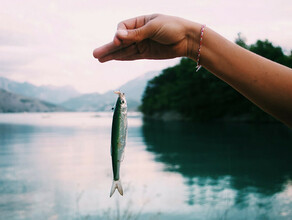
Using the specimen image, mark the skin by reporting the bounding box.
[93,14,292,128]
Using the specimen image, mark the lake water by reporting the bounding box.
[0,112,292,220]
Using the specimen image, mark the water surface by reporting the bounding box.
[0,113,292,220]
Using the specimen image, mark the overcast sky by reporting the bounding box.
[1,0,291,93]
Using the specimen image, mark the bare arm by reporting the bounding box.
[192,27,292,127]
[93,14,292,127]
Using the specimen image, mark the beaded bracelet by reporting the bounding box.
[196,24,206,72]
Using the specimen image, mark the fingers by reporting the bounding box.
[116,23,154,43]
[113,22,128,46]
[98,44,141,62]
[93,14,159,62]
[97,40,181,62]
[95,16,151,59]
[94,26,152,60]
[93,41,132,60]
[115,15,156,44]
[112,16,146,46]
[117,15,148,30]
[93,42,118,59]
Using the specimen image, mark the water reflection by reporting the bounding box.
[142,120,292,208]
[1,113,292,220]
[0,115,111,220]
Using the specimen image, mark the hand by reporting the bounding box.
[92,14,292,127]
[93,14,201,62]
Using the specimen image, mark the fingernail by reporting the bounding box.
[117,29,128,37]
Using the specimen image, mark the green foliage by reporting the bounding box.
[249,40,292,68]
[235,33,248,49]
[141,38,292,122]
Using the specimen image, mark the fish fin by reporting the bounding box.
[120,150,125,162]
[110,180,123,197]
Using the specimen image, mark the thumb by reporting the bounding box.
[116,25,151,43]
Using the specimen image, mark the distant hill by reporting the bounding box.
[0,77,80,104]
[113,71,160,101]
[61,92,112,112]
[0,89,65,113]
[0,70,160,112]
[61,71,160,111]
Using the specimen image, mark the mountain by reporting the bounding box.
[113,70,160,101]
[0,77,80,104]
[60,92,112,112]
[61,71,160,111]
[0,89,65,113]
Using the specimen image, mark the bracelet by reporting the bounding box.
[196,24,206,72]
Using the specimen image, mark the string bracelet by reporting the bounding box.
[195,24,206,72]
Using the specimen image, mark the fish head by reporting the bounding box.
[114,91,127,112]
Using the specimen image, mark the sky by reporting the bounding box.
[0,0,291,94]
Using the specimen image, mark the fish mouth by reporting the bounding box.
[114,91,125,98]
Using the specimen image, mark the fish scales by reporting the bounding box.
[110,91,127,197]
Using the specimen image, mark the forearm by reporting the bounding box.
[188,26,292,127]
[93,14,292,127]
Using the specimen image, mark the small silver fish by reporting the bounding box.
[110,91,127,197]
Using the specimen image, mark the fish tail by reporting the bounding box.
[110,179,123,197]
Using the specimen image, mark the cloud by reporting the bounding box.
[0,29,33,46]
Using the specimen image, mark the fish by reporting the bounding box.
[110,91,128,197]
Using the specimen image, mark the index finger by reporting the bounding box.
[93,41,121,59]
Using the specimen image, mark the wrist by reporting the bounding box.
[185,21,202,61]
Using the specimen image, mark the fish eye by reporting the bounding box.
[121,100,125,104]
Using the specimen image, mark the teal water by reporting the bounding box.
[0,113,292,220]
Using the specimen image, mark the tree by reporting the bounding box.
[141,38,291,122]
